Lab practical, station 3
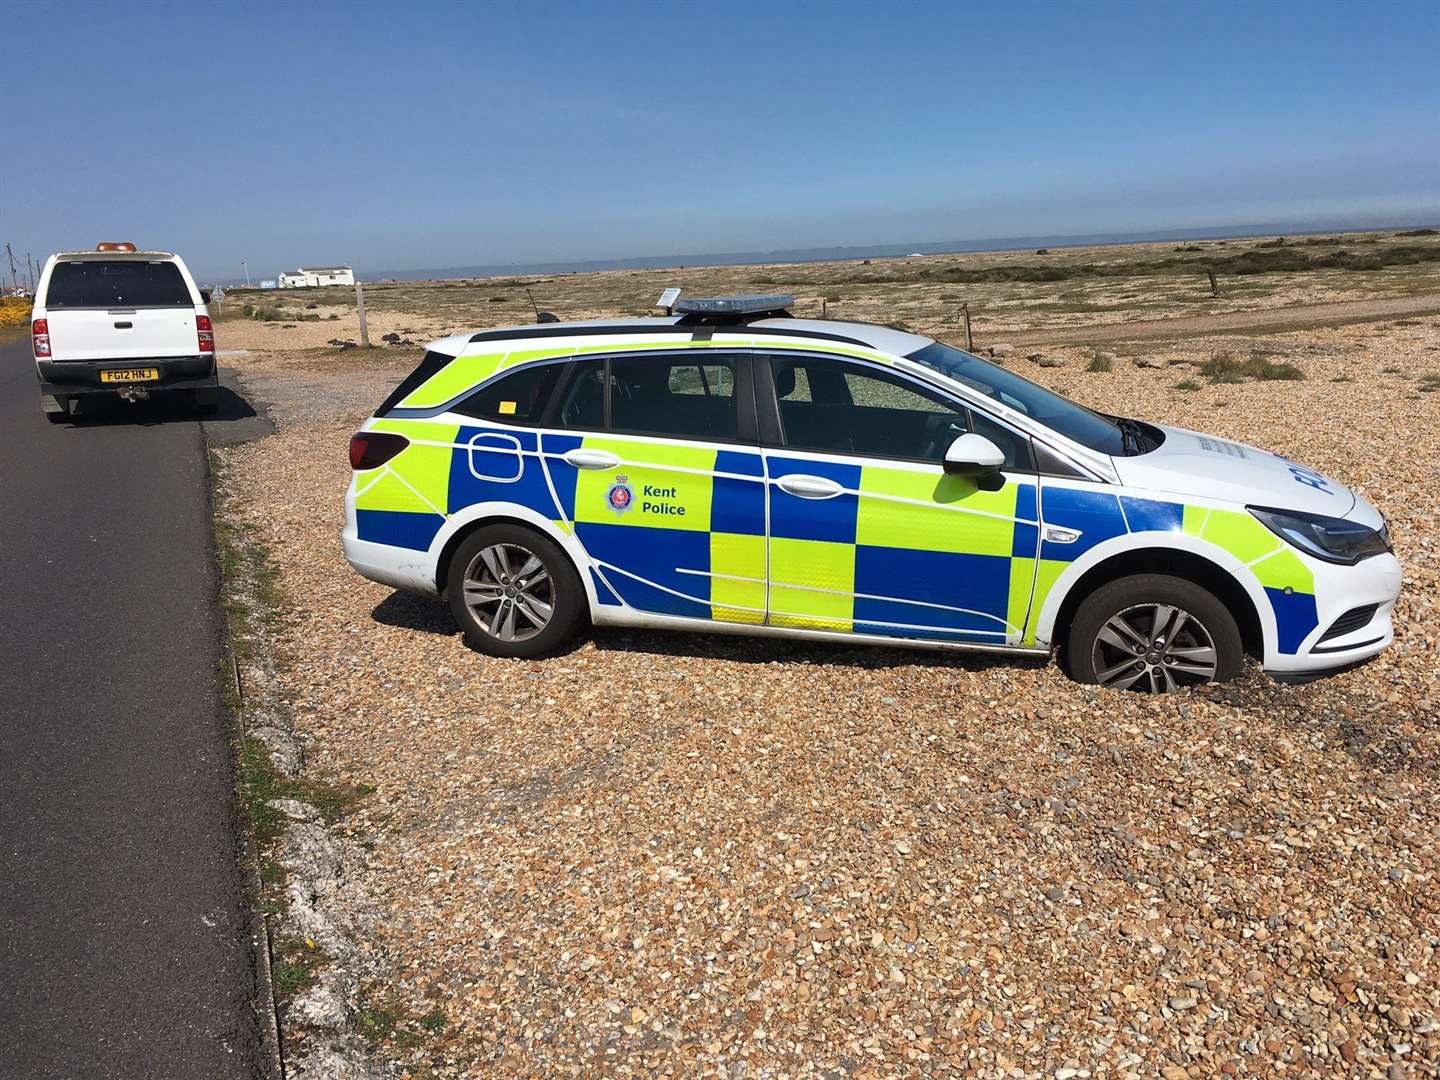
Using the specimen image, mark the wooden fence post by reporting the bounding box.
[356,279,370,347]
[962,303,974,351]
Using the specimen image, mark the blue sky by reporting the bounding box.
[3,0,1438,281]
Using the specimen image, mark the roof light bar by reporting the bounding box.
[672,294,795,316]
[96,242,137,252]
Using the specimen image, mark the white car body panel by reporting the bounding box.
[342,318,1402,682]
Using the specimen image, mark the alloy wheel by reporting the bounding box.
[1091,602,1219,693]
[461,543,554,643]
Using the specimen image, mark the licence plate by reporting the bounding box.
[100,368,160,384]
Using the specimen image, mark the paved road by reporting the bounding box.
[991,293,1440,346]
[0,336,267,1079]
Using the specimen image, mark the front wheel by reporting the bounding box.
[1066,574,1242,693]
[445,524,586,658]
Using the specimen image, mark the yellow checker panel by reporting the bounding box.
[1251,547,1315,594]
[769,538,855,631]
[572,437,716,531]
[1011,557,1068,646]
[856,466,1019,557]
[710,532,766,625]
[356,421,459,515]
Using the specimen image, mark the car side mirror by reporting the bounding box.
[200,289,212,304]
[943,433,1005,477]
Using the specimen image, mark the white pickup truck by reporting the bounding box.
[31,243,219,421]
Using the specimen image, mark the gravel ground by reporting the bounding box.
[218,308,1440,1078]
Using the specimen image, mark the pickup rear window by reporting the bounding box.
[45,260,193,308]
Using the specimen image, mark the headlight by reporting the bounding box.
[1248,506,1392,565]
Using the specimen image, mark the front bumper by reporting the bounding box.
[1264,551,1403,675]
[37,355,218,397]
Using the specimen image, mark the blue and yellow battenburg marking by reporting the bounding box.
[355,341,1322,655]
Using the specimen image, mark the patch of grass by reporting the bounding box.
[1173,379,1202,391]
[271,938,326,997]
[1085,351,1114,373]
[1330,375,1355,383]
[353,993,446,1051]
[1383,365,1403,373]
[1199,350,1305,384]
[1418,372,1440,392]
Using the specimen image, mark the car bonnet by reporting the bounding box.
[1112,424,1357,518]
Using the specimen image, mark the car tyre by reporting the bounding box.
[1067,574,1242,693]
[446,524,586,659]
[43,395,71,423]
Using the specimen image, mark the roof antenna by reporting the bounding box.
[526,287,559,324]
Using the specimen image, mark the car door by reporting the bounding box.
[757,352,1041,645]
[541,350,768,625]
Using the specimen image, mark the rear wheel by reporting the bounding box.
[43,395,71,423]
[1066,574,1242,692]
[445,524,586,658]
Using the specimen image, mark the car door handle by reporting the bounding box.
[776,474,844,499]
[562,448,621,470]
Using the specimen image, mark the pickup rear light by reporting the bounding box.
[196,314,215,354]
[349,432,409,470]
[32,319,51,358]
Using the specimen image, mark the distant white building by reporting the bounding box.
[277,265,355,288]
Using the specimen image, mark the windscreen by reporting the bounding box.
[45,260,193,308]
[905,341,1129,456]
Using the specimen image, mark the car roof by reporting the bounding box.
[430,316,935,359]
[52,250,178,260]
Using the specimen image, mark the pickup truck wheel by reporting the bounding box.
[1067,574,1242,692]
[446,525,586,659]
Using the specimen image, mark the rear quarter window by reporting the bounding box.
[44,260,193,308]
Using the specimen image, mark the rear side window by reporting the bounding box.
[555,354,742,441]
[45,260,192,308]
[611,354,738,440]
[453,363,563,424]
[375,351,455,415]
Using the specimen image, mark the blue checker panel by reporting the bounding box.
[1265,587,1319,654]
[356,509,443,552]
[712,450,766,535]
[1041,485,1129,560]
[1013,482,1038,524]
[574,522,711,618]
[590,568,623,607]
[767,456,861,543]
[1121,496,1185,535]
[854,547,1012,638]
[539,433,584,519]
[1012,521,1040,559]
[448,426,557,516]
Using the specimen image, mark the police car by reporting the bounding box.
[342,294,1401,692]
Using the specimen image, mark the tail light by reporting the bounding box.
[196,314,215,354]
[33,319,50,358]
[349,432,409,470]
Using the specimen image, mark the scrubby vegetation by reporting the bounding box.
[1199,350,1305,384]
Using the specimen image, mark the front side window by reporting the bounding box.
[453,362,563,424]
[772,356,1034,469]
[773,357,967,461]
[45,260,193,308]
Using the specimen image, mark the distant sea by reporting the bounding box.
[224,219,1436,286]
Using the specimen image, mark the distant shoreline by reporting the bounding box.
[216,220,1438,286]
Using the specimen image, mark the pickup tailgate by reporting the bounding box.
[43,259,198,362]
[49,307,199,361]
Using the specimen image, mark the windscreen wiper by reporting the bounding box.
[1117,417,1147,455]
